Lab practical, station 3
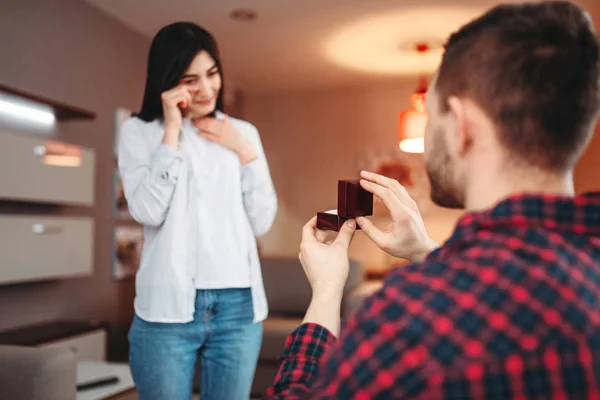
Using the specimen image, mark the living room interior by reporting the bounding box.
[1,0,600,399]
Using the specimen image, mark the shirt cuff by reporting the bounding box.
[281,323,336,361]
[240,158,263,193]
[151,144,182,185]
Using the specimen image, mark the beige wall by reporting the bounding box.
[575,123,600,194]
[0,0,148,331]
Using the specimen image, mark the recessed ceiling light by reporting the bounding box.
[229,8,258,22]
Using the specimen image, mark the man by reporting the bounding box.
[264,1,600,399]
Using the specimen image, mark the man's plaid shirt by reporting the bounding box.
[265,193,600,399]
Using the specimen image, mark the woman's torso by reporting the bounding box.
[180,117,252,288]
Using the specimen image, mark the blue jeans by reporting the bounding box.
[128,288,262,400]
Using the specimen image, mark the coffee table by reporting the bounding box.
[77,361,136,400]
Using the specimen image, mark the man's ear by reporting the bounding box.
[447,96,472,157]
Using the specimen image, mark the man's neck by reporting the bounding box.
[464,168,575,212]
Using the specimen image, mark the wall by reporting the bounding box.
[0,0,149,331]
[244,82,465,273]
[575,124,600,194]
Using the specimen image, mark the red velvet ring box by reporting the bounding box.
[316,180,374,231]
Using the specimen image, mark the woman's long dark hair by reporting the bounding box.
[137,22,225,122]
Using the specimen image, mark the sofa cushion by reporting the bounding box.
[259,281,382,362]
[261,257,364,316]
[260,317,303,360]
[252,363,279,396]
[0,345,76,400]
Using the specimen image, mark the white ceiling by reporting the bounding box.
[83,0,600,94]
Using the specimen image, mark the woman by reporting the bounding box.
[118,22,277,400]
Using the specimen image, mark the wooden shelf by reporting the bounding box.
[0,320,107,346]
[0,83,96,121]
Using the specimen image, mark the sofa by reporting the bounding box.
[0,345,76,400]
[251,257,383,396]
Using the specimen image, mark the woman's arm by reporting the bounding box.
[118,119,182,227]
[240,124,277,237]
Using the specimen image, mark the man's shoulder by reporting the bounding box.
[384,249,495,282]
[380,248,524,305]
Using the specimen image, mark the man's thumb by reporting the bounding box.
[335,219,356,248]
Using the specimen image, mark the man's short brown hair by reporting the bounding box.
[436,1,600,171]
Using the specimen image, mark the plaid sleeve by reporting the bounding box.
[310,269,440,398]
[264,264,443,399]
[263,323,336,399]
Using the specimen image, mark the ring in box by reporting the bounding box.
[316,179,374,231]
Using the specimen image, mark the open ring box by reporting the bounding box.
[316,180,374,231]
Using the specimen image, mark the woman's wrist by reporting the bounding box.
[236,140,257,165]
[162,127,180,151]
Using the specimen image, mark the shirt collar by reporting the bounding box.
[180,111,224,131]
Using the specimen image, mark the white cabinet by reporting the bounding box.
[0,215,94,284]
[0,131,95,206]
[38,329,106,361]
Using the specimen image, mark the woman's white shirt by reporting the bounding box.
[117,112,277,323]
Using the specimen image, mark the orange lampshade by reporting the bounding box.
[398,91,427,153]
[398,42,431,154]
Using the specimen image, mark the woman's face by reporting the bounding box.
[178,50,222,118]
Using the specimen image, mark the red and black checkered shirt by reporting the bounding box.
[264,193,600,399]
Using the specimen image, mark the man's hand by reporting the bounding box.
[299,217,356,337]
[357,170,439,262]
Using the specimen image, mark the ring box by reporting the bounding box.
[316,180,374,231]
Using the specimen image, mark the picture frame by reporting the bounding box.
[114,107,132,157]
[111,224,143,281]
[113,168,132,220]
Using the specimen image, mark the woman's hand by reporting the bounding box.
[194,115,257,165]
[161,85,193,149]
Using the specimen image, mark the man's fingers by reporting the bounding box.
[301,217,319,245]
[333,219,356,248]
[360,170,412,206]
[359,179,405,220]
[356,217,388,250]
[315,229,328,244]
[360,170,396,188]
